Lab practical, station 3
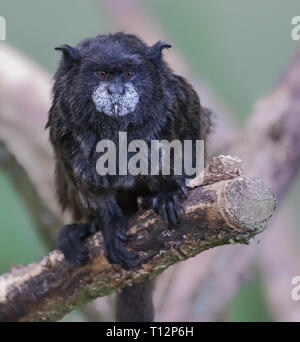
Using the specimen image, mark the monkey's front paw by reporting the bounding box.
[102,222,139,270]
[144,186,187,226]
[57,224,91,265]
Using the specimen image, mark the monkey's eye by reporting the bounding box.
[97,71,108,80]
[124,71,136,80]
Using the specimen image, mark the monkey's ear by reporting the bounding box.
[147,41,171,69]
[55,44,81,66]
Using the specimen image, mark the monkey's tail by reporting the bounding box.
[116,280,154,322]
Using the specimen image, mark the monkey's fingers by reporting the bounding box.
[158,202,168,224]
[179,184,188,199]
[57,224,90,265]
[172,194,185,218]
[117,229,128,242]
[103,232,139,270]
[166,201,177,226]
[115,238,139,265]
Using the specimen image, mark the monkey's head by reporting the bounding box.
[54,33,171,121]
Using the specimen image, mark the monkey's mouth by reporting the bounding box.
[112,103,121,116]
[92,83,139,116]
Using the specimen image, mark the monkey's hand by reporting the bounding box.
[142,185,187,226]
[101,218,139,270]
[57,223,91,265]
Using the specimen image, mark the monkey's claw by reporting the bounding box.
[102,222,139,270]
[147,188,186,226]
[57,224,91,266]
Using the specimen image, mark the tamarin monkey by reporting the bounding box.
[47,32,211,322]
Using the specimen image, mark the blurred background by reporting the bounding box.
[0,0,300,322]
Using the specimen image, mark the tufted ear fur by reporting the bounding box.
[55,44,81,67]
[146,41,171,69]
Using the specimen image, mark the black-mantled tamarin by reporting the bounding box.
[46,32,211,322]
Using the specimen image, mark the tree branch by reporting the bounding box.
[0,43,69,240]
[0,40,236,322]
[173,48,300,322]
[0,141,61,247]
[0,155,276,322]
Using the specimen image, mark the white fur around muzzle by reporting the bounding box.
[92,83,139,116]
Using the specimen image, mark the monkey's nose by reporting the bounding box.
[108,84,125,96]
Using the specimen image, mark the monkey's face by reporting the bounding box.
[55,34,171,120]
[82,45,161,118]
[75,48,156,119]
[91,69,139,117]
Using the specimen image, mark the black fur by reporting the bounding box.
[116,281,155,322]
[47,32,211,321]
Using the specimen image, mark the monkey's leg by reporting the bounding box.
[100,217,138,269]
[97,195,139,270]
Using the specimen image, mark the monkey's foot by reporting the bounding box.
[102,220,139,270]
[57,223,91,265]
[143,186,187,226]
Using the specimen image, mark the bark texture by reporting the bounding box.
[0,155,276,322]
